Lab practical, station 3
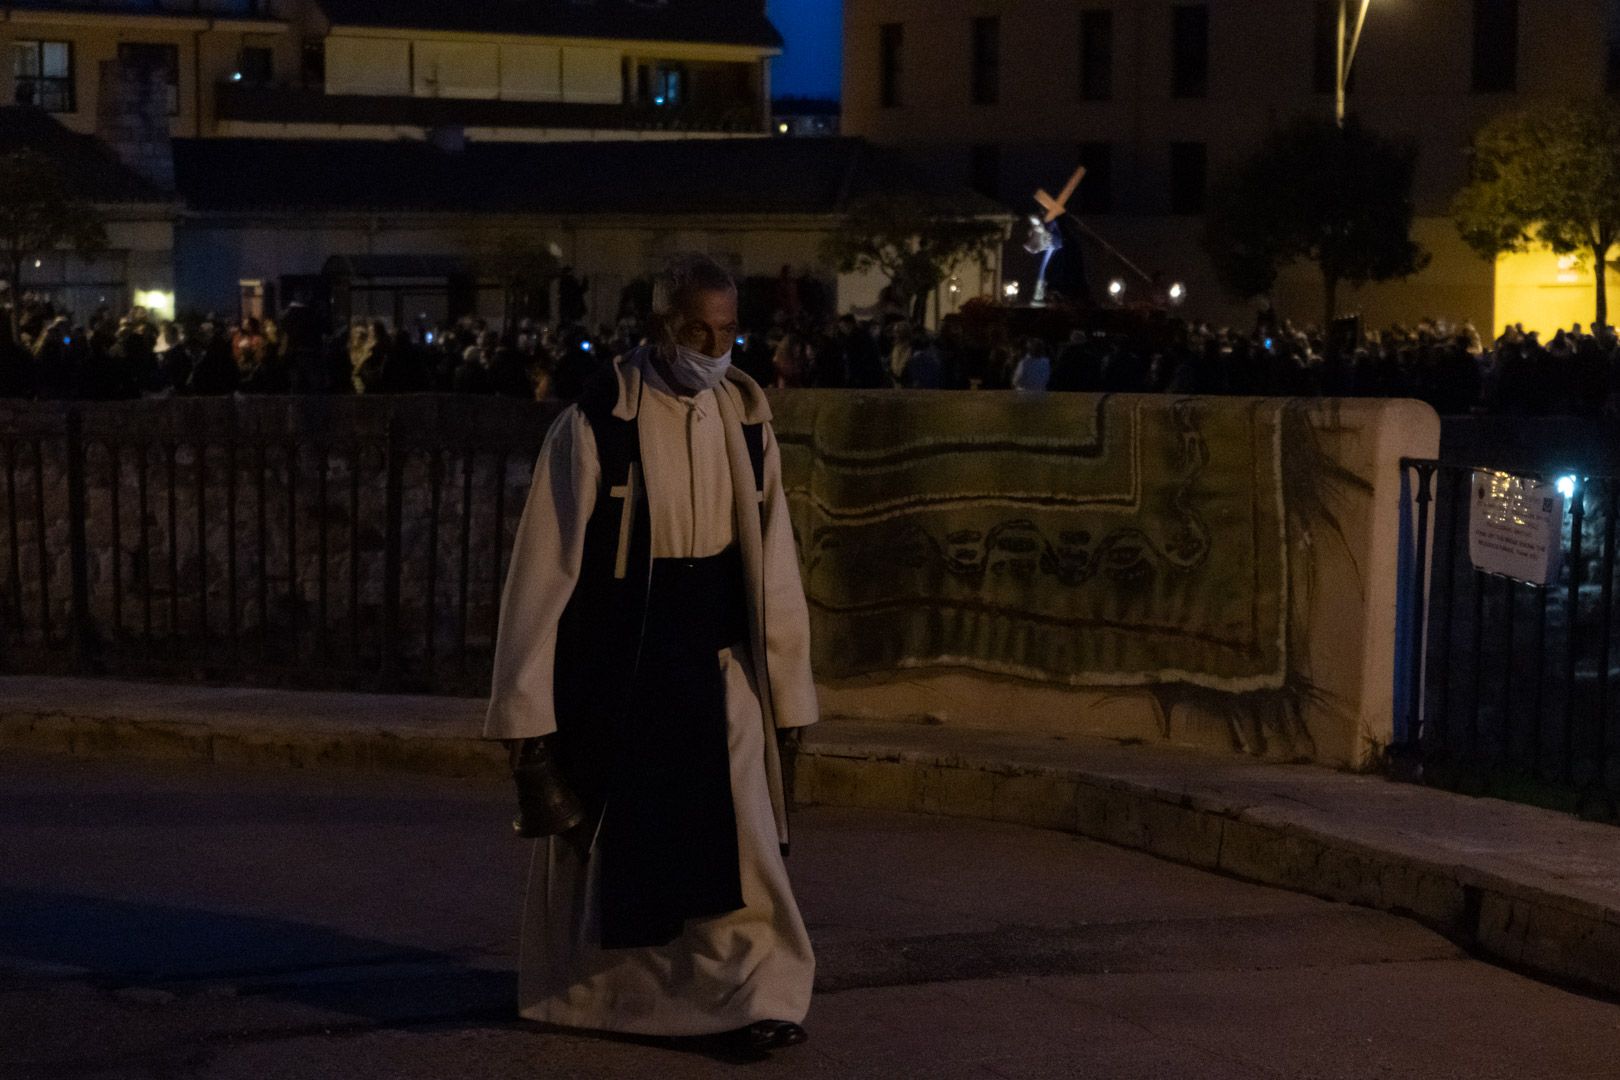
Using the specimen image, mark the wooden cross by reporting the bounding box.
[611,463,640,580]
[1035,165,1087,224]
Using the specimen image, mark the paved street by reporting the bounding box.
[3,752,1620,1080]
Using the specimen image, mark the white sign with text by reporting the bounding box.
[1468,470,1565,587]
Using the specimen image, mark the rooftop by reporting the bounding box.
[171,135,1006,218]
[0,106,171,204]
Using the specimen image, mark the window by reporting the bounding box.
[1076,142,1113,214]
[1313,0,1358,95]
[639,63,684,107]
[12,40,74,112]
[1169,142,1207,214]
[117,42,180,115]
[1472,0,1518,92]
[971,16,1000,106]
[300,39,325,88]
[880,23,903,108]
[1171,5,1209,99]
[1079,10,1113,102]
[969,143,1000,201]
[237,46,273,87]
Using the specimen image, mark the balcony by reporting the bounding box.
[213,83,762,134]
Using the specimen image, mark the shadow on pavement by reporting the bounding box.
[0,886,513,1027]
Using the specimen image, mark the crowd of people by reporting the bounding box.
[2,290,1618,418]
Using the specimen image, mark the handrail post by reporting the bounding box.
[379,412,405,690]
[64,406,96,671]
[1401,460,1435,754]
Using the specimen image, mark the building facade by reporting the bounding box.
[6,1,1009,329]
[4,0,780,142]
[844,0,1620,334]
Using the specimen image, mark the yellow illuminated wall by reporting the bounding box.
[1493,246,1620,337]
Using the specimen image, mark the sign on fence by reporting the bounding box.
[1468,469,1565,587]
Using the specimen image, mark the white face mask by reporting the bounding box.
[669,343,733,391]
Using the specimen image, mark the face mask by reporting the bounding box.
[669,343,733,391]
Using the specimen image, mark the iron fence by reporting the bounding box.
[1398,458,1620,821]
[0,396,560,695]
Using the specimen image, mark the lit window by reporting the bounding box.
[12,40,75,113]
[650,65,682,107]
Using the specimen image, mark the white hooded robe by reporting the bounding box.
[483,349,818,1036]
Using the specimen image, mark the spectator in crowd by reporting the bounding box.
[280,295,332,393]
[350,319,389,394]
[1050,330,1101,392]
[835,314,886,389]
[1011,337,1051,393]
[887,321,914,387]
[772,332,814,388]
[903,332,943,389]
[149,321,188,396]
[487,331,535,399]
[187,321,239,395]
[5,285,1619,419]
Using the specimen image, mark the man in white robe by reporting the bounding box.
[484,254,819,1055]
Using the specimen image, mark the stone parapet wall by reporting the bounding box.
[1,392,1442,764]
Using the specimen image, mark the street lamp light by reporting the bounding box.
[1335,0,1372,128]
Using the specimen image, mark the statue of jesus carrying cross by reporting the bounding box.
[1024,165,1090,307]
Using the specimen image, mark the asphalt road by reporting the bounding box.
[3,751,1619,1080]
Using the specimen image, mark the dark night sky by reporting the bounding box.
[767,0,842,100]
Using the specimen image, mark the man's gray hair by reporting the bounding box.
[651,253,736,322]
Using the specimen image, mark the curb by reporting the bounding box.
[5,705,1618,1001]
[0,709,507,779]
[794,736,1620,1003]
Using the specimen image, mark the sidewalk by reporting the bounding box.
[3,674,1618,1001]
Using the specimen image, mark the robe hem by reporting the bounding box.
[516,998,811,1038]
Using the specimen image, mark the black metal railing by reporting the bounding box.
[1398,458,1620,821]
[214,83,764,133]
[0,396,560,696]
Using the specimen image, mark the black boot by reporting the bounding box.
[725,1020,808,1054]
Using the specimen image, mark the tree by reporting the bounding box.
[820,194,1007,325]
[0,149,108,339]
[1452,99,1620,327]
[1204,117,1428,329]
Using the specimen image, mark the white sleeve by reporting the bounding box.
[759,421,821,730]
[483,406,598,740]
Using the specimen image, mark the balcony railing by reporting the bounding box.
[214,83,762,134]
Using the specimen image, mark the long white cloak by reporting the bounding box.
[484,353,816,1035]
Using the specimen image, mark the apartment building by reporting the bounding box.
[4,1,1008,326]
[844,0,1620,333]
[4,0,779,142]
